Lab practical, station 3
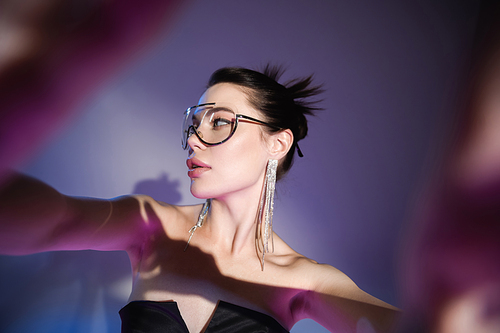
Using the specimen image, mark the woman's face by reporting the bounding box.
[186,83,271,200]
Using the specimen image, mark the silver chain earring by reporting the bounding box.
[184,199,211,251]
[258,159,278,270]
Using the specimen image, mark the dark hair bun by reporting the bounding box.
[208,65,323,180]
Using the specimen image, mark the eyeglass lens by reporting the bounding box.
[182,105,236,148]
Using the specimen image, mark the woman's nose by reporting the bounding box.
[187,128,206,151]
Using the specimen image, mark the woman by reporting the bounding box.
[0,66,399,332]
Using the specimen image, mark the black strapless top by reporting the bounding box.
[119,300,289,333]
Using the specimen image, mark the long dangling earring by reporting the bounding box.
[258,159,278,270]
[184,199,211,251]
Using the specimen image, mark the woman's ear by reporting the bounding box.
[269,129,293,160]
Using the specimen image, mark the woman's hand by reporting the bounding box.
[0,0,187,184]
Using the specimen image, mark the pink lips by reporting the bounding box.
[186,158,211,178]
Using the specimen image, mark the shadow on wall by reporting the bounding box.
[0,173,183,333]
[132,172,183,204]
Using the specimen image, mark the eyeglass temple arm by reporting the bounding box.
[237,114,282,130]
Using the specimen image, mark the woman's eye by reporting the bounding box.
[212,118,231,128]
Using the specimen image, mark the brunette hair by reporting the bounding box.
[207,65,323,180]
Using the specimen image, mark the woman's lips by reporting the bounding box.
[187,158,211,178]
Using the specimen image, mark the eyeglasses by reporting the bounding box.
[181,102,281,150]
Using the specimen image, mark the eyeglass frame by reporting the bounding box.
[181,102,282,150]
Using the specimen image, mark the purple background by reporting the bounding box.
[0,1,479,332]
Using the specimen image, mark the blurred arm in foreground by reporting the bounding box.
[401,1,500,332]
[0,0,187,184]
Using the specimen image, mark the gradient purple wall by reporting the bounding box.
[0,1,479,332]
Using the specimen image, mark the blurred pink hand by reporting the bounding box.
[0,0,188,183]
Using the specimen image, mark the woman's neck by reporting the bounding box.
[202,186,264,256]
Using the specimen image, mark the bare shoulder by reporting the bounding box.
[270,235,368,298]
[129,195,204,236]
[301,262,400,317]
[270,240,399,330]
[268,234,317,267]
[129,194,178,222]
[291,260,400,331]
[300,261,355,287]
[291,258,392,307]
[287,259,351,288]
[269,234,328,269]
[130,194,201,219]
[266,235,343,287]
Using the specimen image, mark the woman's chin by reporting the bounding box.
[189,184,213,200]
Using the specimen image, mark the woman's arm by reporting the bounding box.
[293,263,400,332]
[0,172,155,257]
